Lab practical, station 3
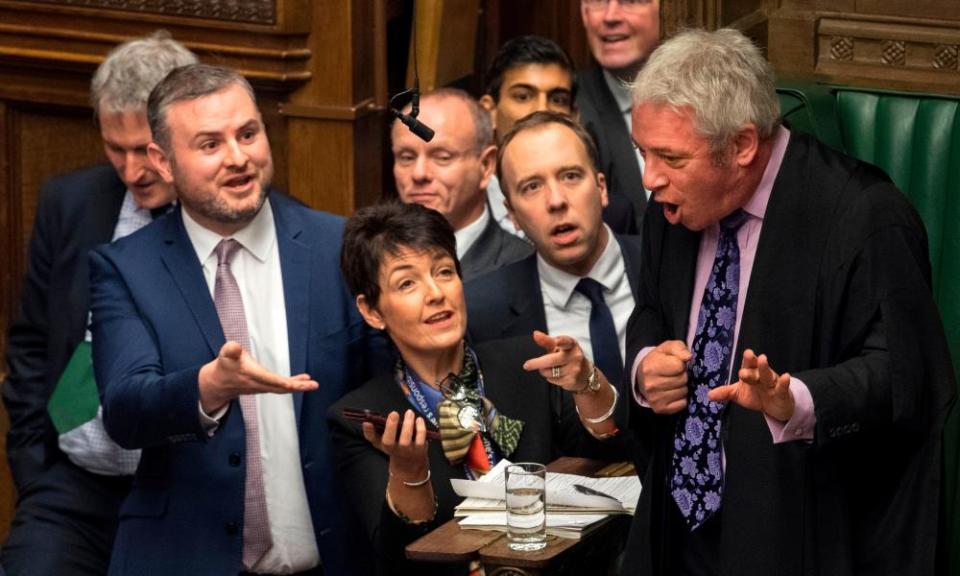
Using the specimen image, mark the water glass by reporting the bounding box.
[505,462,547,551]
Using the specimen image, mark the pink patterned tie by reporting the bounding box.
[213,239,272,567]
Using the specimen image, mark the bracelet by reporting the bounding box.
[390,469,432,488]
[385,488,438,525]
[573,363,601,395]
[575,383,619,425]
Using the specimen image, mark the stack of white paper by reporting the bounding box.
[452,459,641,539]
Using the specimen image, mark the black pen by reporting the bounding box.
[572,483,620,502]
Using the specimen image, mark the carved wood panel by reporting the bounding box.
[770,0,960,94]
[815,17,960,90]
[20,0,277,24]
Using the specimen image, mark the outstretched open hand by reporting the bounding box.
[199,341,318,413]
[709,349,794,422]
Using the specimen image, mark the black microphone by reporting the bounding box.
[389,4,434,143]
[393,108,435,142]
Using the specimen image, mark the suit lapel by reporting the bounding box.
[589,67,647,217]
[159,208,224,357]
[667,227,700,341]
[461,209,499,276]
[615,234,643,300]
[508,256,547,334]
[89,172,127,245]
[273,197,311,422]
[75,171,126,338]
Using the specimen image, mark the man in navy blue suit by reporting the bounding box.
[465,112,641,461]
[90,63,383,575]
[1,31,196,576]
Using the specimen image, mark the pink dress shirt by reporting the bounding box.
[631,127,816,443]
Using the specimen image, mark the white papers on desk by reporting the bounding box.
[458,512,609,540]
[452,459,641,538]
[451,459,641,515]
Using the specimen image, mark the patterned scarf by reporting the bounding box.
[396,345,524,473]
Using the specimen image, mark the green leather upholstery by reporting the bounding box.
[777,82,960,574]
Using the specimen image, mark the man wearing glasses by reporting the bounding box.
[578,0,660,236]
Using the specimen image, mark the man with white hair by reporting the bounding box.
[624,28,954,575]
[1,31,196,575]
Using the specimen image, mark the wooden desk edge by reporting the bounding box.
[405,520,504,562]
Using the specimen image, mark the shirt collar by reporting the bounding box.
[537,224,623,308]
[454,204,490,259]
[181,197,276,265]
[602,69,634,115]
[119,189,151,220]
[742,126,791,221]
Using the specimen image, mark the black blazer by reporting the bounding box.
[622,132,955,575]
[3,164,126,490]
[463,234,642,345]
[327,336,592,576]
[463,234,643,462]
[577,66,647,236]
[459,209,533,282]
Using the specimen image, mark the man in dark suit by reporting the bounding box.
[479,34,635,235]
[624,29,954,575]
[577,0,660,235]
[391,88,532,280]
[89,64,384,575]
[1,32,196,576]
[465,112,640,452]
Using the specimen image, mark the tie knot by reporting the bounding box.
[575,277,606,304]
[215,239,243,267]
[720,209,748,232]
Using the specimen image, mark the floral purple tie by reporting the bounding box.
[670,210,746,530]
[214,239,272,567]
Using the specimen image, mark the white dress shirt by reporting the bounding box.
[184,199,319,574]
[455,202,491,259]
[538,225,634,363]
[603,69,651,201]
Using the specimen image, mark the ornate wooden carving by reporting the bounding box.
[770,1,960,95]
[814,17,960,89]
[882,39,907,66]
[830,36,854,61]
[20,0,276,24]
[934,45,959,71]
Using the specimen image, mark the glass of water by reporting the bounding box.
[505,462,547,551]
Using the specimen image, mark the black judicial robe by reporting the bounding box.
[622,131,955,576]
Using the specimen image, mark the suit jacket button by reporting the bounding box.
[229,452,242,467]
[225,521,239,535]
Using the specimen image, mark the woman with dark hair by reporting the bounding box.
[328,202,621,574]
